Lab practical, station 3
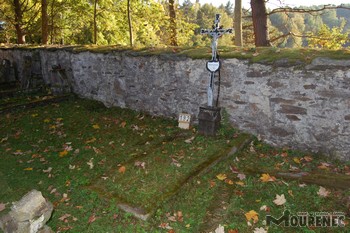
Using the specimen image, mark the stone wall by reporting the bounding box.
[1,48,349,160]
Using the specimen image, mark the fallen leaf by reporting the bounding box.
[134,161,146,169]
[236,181,245,186]
[59,213,71,221]
[288,190,294,197]
[237,173,246,180]
[177,211,183,222]
[317,186,330,197]
[303,155,313,162]
[214,224,225,233]
[254,227,267,233]
[0,203,6,212]
[225,179,234,185]
[120,121,127,128]
[273,194,286,206]
[23,167,33,171]
[299,183,307,187]
[88,214,97,224]
[209,180,216,188]
[318,162,331,170]
[87,158,94,169]
[230,165,239,174]
[228,229,239,233]
[245,210,259,223]
[0,137,8,143]
[59,150,68,157]
[158,222,172,229]
[185,136,195,144]
[118,166,126,174]
[216,173,227,181]
[85,137,96,144]
[171,158,182,167]
[43,167,52,173]
[293,157,301,164]
[92,124,100,129]
[260,173,276,182]
[260,205,267,211]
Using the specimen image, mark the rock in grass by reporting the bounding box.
[0,189,53,233]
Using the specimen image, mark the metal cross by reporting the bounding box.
[200,14,232,107]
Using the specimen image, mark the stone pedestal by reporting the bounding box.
[198,106,221,136]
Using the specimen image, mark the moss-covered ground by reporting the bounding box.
[1,45,350,64]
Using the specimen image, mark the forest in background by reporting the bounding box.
[0,0,349,49]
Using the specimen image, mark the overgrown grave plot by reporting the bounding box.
[87,128,250,220]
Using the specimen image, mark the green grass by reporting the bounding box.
[0,97,349,232]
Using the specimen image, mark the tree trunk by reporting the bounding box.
[234,0,243,46]
[93,0,98,44]
[127,0,133,47]
[13,0,25,44]
[41,0,48,44]
[251,0,271,47]
[50,0,55,44]
[168,0,178,46]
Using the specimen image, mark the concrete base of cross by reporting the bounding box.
[198,106,221,136]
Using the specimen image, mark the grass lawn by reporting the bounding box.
[0,96,349,232]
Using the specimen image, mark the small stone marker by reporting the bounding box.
[178,113,191,129]
[0,189,54,233]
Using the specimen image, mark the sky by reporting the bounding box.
[185,0,349,9]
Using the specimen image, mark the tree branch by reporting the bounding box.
[268,4,350,15]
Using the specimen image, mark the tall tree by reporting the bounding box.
[127,0,133,46]
[13,0,25,43]
[250,0,270,46]
[234,0,242,46]
[41,0,48,44]
[168,0,178,46]
[93,0,98,44]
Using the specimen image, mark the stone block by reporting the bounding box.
[0,190,53,233]
[279,105,307,115]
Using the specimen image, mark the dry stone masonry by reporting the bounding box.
[0,189,53,233]
[0,48,349,160]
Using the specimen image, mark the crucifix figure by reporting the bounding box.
[201,14,233,107]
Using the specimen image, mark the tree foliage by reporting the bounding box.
[308,22,349,49]
[0,0,348,49]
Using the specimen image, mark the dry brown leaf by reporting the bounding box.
[58,213,71,221]
[88,214,97,224]
[303,155,313,162]
[120,121,127,128]
[118,166,126,174]
[273,194,286,206]
[317,186,330,197]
